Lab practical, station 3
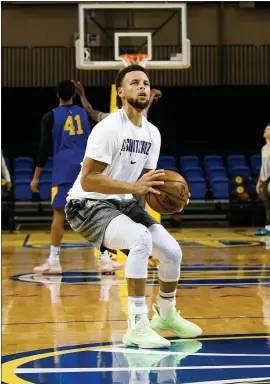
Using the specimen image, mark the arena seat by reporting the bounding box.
[227,155,247,173]
[203,155,223,171]
[250,154,261,177]
[206,166,227,181]
[39,180,52,201]
[183,167,204,179]
[210,177,230,199]
[229,165,251,177]
[157,156,178,171]
[187,177,207,199]
[180,155,200,171]
[14,157,33,170]
[14,179,33,201]
[14,168,32,181]
[157,156,178,172]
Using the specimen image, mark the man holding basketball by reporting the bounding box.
[66,65,202,349]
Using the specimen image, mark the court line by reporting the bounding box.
[15,365,270,373]
[11,280,270,287]
[93,347,270,357]
[3,317,270,326]
[191,378,270,384]
[22,233,30,247]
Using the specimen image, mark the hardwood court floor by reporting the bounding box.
[2,227,270,384]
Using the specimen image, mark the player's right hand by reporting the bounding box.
[72,81,85,97]
[30,177,39,193]
[133,169,165,196]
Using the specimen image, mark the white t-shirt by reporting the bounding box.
[67,108,161,201]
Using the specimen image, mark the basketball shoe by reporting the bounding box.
[100,250,125,274]
[151,304,202,338]
[123,318,170,349]
[33,251,124,275]
[33,260,62,274]
[255,227,270,236]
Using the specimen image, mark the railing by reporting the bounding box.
[2,45,270,87]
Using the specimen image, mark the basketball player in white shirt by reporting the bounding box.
[66,65,202,348]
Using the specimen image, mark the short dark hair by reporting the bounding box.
[115,64,147,109]
[56,80,76,101]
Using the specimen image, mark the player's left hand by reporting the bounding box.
[30,177,39,193]
[151,89,162,101]
[72,81,85,97]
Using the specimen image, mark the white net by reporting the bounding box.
[119,54,149,68]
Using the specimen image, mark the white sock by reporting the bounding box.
[128,296,148,329]
[48,246,60,265]
[265,225,270,230]
[157,289,176,320]
[100,250,111,264]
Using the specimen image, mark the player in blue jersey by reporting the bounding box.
[30,80,124,275]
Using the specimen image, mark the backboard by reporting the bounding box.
[76,2,190,70]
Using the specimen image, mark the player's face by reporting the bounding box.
[264,126,270,139]
[119,71,150,110]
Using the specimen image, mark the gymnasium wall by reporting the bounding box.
[2,3,270,46]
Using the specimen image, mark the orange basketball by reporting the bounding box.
[145,170,189,214]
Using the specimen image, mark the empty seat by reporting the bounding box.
[210,177,229,199]
[39,181,52,201]
[229,165,251,177]
[157,164,178,172]
[14,168,32,181]
[183,167,203,179]
[163,165,179,172]
[227,155,246,172]
[14,179,32,201]
[206,166,227,181]
[187,177,207,199]
[157,156,178,172]
[252,164,261,177]
[181,162,202,171]
[14,157,33,170]
[250,154,261,176]
[203,155,223,170]
[180,156,200,171]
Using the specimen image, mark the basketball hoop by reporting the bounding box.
[120,53,149,68]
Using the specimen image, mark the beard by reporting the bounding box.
[127,96,150,111]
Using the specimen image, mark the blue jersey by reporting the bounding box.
[51,105,91,186]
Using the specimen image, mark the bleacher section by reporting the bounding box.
[3,154,263,228]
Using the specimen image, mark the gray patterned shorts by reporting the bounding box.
[65,198,158,250]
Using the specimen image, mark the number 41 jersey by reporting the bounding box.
[52,105,91,186]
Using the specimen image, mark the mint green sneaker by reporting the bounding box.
[122,318,171,349]
[150,304,202,338]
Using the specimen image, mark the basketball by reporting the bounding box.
[145,170,189,214]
